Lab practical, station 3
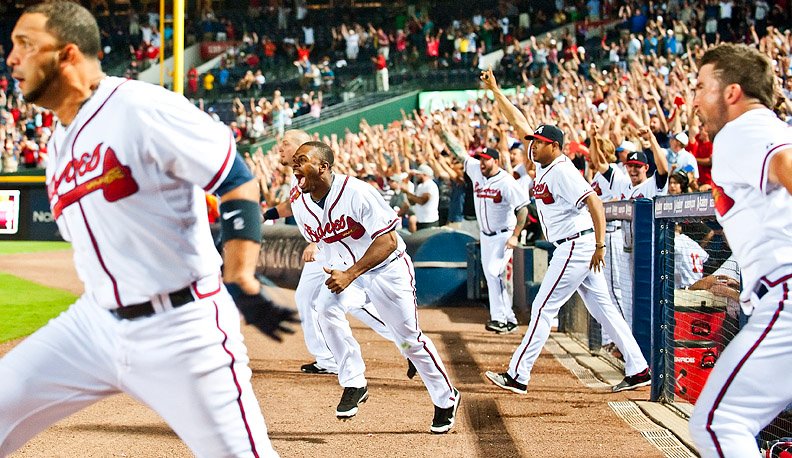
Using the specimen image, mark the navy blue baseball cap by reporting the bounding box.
[525,124,565,148]
[474,148,500,160]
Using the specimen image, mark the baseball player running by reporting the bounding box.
[478,69,650,394]
[450,145,530,333]
[264,130,411,377]
[289,141,460,433]
[0,3,297,456]
[688,43,792,458]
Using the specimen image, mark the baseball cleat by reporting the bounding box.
[485,320,508,333]
[336,386,368,418]
[431,388,461,434]
[407,359,417,379]
[301,361,337,375]
[485,371,528,394]
[503,322,518,334]
[612,368,651,392]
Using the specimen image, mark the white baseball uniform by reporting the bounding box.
[689,108,792,458]
[465,157,530,324]
[0,77,277,457]
[674,232,709,289]
[290,174,457,409]
[287,176,394,373]
[607,168,669,329]
[591,165,629,342]
[506,155,648,386]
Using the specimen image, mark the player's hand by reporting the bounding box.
[323,267,355,294]
[226,282,299,342]
[505,235,519,250]
[302,243,319,262]
[589,248,606,272]
[480,66,499,91]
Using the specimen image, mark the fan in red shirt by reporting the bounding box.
[689,129,713,188]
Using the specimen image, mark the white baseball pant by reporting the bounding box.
[507,233,648,385]
[295,261,392,372]
[317,254,456,408]
[480,231,517,324]
[0,277,277,458]
[689,270,792,458]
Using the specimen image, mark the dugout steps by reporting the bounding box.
[549,333,698,458]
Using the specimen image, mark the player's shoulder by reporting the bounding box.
[106,77,178,106]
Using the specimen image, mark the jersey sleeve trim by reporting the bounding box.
[371,218,399,239]
[575,189,595,207]
[760,143,792,193]
[203,132,235,192]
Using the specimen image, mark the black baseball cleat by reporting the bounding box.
[301,361,337,375]
[430,388,461,434]
[485,371,528,394]
[485,320,507,333]
[612,368,652,392]
[407,359,417,379]
[504,322,518,334]
[336,386,368,418]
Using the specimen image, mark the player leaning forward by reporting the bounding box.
[688,44,792,458]
[476,68,651,394]
[0,2,297,457]
[290,141,460,433]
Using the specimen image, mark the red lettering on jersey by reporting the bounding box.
[532,182,555,204]
[711,183,735,216]
[592,181,602,196]
[474,182,503,203]
[51,145,139,218]
[304,215,366,244]
[289,185,301,203]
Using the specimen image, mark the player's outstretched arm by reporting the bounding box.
[584,193,607,272]
[324,231,397,294]
[263,198,294,220]
[480,67,533,140]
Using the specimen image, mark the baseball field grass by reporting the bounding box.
[0,242,75,342]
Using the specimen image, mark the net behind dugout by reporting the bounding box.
[654,193,792,456]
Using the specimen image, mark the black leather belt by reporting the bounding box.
[110,285,194,320]
[553,228,594,245]
[482,228,510,236]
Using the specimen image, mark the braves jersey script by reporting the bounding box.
[290,174,404,269]
[674,232,709,288]
[710,108,792,303]
[531,155,595,242]
[464,157,530,233]
[46,77,232,309]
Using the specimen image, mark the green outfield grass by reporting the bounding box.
[0,241,71,255]
[0,273,75,343]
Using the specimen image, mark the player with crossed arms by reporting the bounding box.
[263,130,415,378]
[688,43,792,458]
[289,140,460,433]
[0,2,297,456]
[478,68,651,394]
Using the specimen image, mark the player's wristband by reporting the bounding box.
[220,199,262,244]
[263,207,280,221]
[595,243,606,249]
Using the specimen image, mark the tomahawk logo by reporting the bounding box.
[50,144,140,218]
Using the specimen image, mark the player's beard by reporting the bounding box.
[22,55,60,106]
[702,96,729,140]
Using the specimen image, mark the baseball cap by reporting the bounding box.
[525,124,564,148]
[625,151,649,166]
[415,164,434,177]
[474,147,500,160]
[616,140,638,153]
[673,132,689,146]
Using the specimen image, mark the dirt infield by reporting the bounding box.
[1,250,662,458]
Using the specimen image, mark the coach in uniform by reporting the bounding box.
[688,43,792,458]
[478,68,651,394]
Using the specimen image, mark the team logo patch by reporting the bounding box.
[289,185,301,203]
[711,183,735,217]
[532,182,555,204]
[474,182,503,203]
[50,144,139,218]
[592,181,602,196]
[304,215,366,244]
